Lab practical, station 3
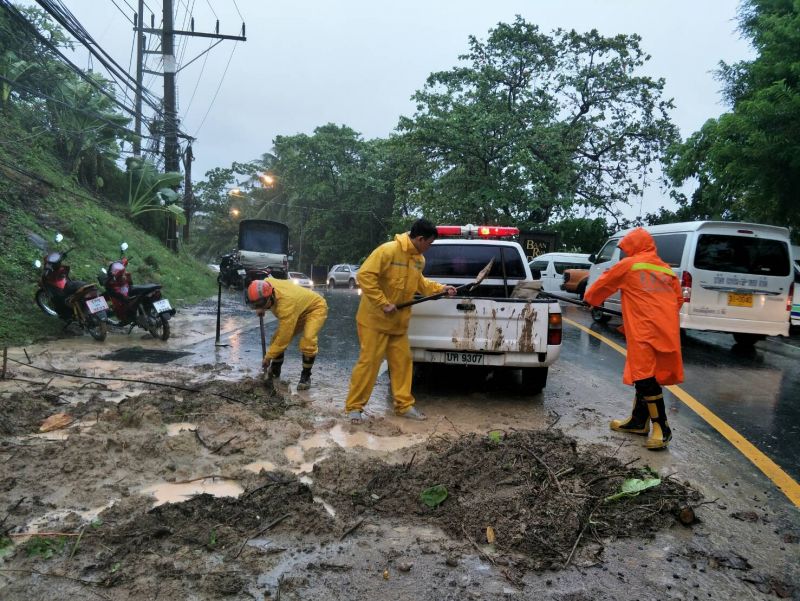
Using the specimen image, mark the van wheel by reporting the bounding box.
[577,281,587,300]
[348,278,356,289]
[520,367,548,394]
[732,333,764,347]
[328,278,336,289]
[591,308,612,323]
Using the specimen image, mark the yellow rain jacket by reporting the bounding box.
[356,232,445,335]
[264,278,328,360]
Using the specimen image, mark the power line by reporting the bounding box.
[0,0,156,122]
[193,41,237,136]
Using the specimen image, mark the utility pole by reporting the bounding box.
[133,0,144,156]
[133,0,245,249]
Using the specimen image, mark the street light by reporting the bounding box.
[259,174,275,187]
[230,208,240,218]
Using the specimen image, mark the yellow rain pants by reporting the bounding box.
[344,323,414,414]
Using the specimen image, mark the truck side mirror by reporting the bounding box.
[588,254,596,264]
[531,268,541,280]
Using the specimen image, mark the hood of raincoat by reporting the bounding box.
[619,228,656,257]
[395,232,419,256]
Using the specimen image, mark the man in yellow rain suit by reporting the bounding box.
[247,277,328,390]
[345,219,456,424]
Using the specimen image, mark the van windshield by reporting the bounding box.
[595,239,619,263]
[694,234,790,276]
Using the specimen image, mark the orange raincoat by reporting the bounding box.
[584,228,684,386]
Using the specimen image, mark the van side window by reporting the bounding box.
[694,234,790,276]
[652,234,687,267]
[554,261,591,274]
[595,239,619,263]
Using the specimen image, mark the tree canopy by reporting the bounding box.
[396,17,678,229]
[665,0,800,236]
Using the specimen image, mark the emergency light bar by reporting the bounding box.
[436,224,520,238]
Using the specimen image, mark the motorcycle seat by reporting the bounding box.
[65,281,96,298]
[129,284,162,296]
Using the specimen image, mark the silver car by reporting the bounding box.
[327,264,359,288]
[288,271,314,289]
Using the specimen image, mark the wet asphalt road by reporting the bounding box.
[213,287,800,489]
[562,306,800,484]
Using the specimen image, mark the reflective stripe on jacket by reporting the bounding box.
[584,228,684,385]
[356,232,445,335]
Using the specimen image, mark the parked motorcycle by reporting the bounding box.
[34,233,109,341]
[217,250,246,289]
[99,242,176,341]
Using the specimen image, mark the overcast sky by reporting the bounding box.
[36,0,752,219]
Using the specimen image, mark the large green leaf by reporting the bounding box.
[420,485,448,508]
[604,477,661,503]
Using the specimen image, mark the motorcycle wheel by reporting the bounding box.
[35,289,59,317]
[147,308,170,341]
[86,313,108,341]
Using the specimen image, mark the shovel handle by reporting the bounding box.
[259,314,267,360]
[396,291,446,309]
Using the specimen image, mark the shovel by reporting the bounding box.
[396,258,495,309]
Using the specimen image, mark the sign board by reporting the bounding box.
[518,231,559,262]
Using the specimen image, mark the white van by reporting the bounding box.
[528,252,591,296]
[586,221,794,346]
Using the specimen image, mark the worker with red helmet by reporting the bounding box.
[247,277,328,390]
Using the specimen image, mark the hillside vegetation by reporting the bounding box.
[0,120,217,347]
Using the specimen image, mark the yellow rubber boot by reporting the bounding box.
[610,394,650,435]
[644,394,672,450]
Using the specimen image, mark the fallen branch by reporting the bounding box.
[340,518,364,541]
[231,513,291,559]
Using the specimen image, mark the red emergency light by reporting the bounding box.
[436,225,520,238]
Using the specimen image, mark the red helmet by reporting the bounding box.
[247,279,274,304]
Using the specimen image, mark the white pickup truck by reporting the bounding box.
[407,226,562,393]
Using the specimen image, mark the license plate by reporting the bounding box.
[153,299,172,313]
[727,293,753,307]
[444,352,484,365]
[85,296,108,314]
[237,269,247,275]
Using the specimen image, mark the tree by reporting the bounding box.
[397,17,678,228]
[666,0,800,236]
[269,124,393,266]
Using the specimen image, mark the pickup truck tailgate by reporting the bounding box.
[408,297,551,354]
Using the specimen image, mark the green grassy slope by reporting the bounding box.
[0,127,217,346]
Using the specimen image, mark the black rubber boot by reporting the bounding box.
[610,393,650,435]
[644,394,672,450]
[297,355,315,390]
[268,354,284,379]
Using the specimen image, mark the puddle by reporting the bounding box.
[299,424,421,452]
[166,422,197,436]
[16,501,115,542]
[99,347,193,364]
[284,444,328,474]
[140,477,244,507]
[243,460,278,473]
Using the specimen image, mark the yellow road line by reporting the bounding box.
[563,316,800,508]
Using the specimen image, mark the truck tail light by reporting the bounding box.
[789,282,794,313]
[681,271,692,303]
[547,312,562,345]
